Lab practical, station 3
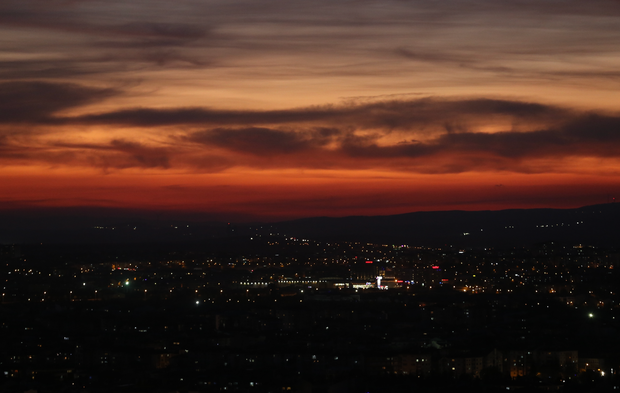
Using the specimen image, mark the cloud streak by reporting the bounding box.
[0,81,117,124]
[70,97,569,132]
[2,0,620,84]
[174,110,620,173]
[3,90,617,174]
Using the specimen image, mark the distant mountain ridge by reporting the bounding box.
[271,203,620,247]
[1,203,620,247]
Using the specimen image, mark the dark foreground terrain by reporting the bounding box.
[1,236,620,392]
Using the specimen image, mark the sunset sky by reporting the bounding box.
[2,0,620,222]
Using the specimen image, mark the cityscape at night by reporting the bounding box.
[3,0,620,391]
[2,203,620,392]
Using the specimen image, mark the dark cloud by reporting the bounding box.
[349,99,566,131]
[0,81,116,124]
[52,139,171,169]
[173,104,620,173]
[2,85,619,174]
[107,139,171,168]
[0,51,207,81]
[563,114,620,143]
[442,114,620,159]
[188,127,340,155]
[0,137,171,171]
[72,97,568,132]
[2,0,620,85]
[0,3,208,42]
[48,89,566,137]
[0,2,211,76]
[105,22,207,41]
[73,107,335,127]
[0,59,125,80]
[321,113,620,173]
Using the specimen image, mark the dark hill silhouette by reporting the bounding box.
[1,203,620,247]
[272,203,620,247]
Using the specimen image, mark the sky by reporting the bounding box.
[2,0,620,222]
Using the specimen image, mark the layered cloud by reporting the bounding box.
[1,80,619,174]
[179,111,620,173]
[2,0,620,217]
[2,0,620,84]
[72,98,567,131]
[0,81,116,124]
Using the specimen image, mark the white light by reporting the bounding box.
[196,301,200,305]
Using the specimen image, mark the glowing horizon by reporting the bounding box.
[2,0,620,222]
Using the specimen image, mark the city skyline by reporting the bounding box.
[2,0,620,221]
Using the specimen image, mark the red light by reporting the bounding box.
[432,266,439,269]
[442,279,449,282]
[397,280,403,283]
[365,261,373,264]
